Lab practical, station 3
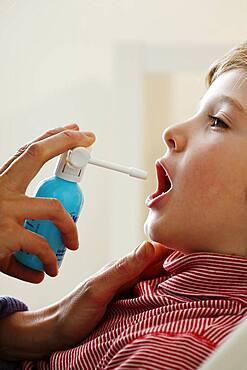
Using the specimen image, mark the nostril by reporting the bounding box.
[168,138,176,149]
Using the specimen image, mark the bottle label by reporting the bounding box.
[70,213,78,223]
[25,219,40,233]
[56,247,66,262]
[15,208,81,271]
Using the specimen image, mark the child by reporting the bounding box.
[2,42,247,369]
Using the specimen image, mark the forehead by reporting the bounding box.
[202,69,247,111]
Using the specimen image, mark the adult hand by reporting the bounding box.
[0,124,96,283]
[0,240,173,360]
[54,240,172,350]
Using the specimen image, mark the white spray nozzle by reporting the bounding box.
[68,147,90,168]
[68,147,147,180]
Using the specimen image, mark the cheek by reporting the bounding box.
[180,153,226,207]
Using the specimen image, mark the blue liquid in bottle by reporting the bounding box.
[15,149,87,272]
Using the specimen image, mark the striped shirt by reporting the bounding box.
[23,251,247,370]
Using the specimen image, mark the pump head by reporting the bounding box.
[55,147,92,183]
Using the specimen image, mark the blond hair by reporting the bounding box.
[206,42,247,87]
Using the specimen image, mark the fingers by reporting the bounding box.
[91,241,156,303]
[0,255,45,284]
[145,242,173,265]
[90,241,174,305]
[17,227,58,277]
[15,195,79,250]
[1,127,96,193]
[0,123,80,175]
[0,217,59,277]
[139,242,174,280]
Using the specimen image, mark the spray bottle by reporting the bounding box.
[15,147,147,272]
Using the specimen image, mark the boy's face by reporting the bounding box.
[144,69,247,257]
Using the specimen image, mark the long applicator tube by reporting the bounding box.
[68,147,148,180]
[88,157,147,179]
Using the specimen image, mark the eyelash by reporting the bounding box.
[208,115,229,130]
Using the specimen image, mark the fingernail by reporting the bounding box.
[134,241,154,258]
[84,131,95,138]
[71,241,79,250]
[64,123,79,129]
[47,268,58,277]
[134,242,146,256]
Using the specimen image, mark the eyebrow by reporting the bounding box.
[200,94,247,117]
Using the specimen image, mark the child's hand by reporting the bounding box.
[0,124,96,283]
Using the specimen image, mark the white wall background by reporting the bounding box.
[0,0,246,309]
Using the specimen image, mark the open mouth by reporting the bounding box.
[145,160,173,207]
[154,160,173,196]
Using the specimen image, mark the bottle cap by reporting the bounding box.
[55,147,92,183]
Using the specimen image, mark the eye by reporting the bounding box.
[208,115,229,130]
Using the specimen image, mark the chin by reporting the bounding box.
[144,210,179,250]
[144,213,165,244]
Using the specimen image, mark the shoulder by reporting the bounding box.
[0,296,28,319]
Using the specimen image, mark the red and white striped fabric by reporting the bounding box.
[23,251,247,370]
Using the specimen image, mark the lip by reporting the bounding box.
[145,159,173,208]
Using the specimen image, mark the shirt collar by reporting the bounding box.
[161,251,247,303]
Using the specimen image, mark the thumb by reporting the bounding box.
[140,242,173,280]
[93,241,156,302]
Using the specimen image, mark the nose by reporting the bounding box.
[162,123,187,153]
